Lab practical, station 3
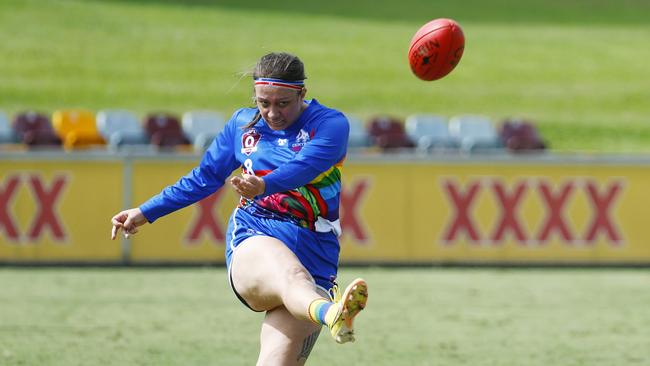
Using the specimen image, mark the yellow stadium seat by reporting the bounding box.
[52,109,105,149]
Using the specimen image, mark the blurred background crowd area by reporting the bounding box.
[0,108,546,154]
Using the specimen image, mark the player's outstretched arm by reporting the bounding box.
[110,208,147,240]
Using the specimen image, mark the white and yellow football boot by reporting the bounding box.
[326,278,368,344]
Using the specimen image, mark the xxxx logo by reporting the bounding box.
[441,178,624,246]
[340,178,371,244]
[0,174,68,243]
[184,189,225,244]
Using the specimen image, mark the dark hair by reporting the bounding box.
[254,52,306,81]
[244,52,307,129]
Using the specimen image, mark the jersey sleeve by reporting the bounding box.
[262,111,349,196]
[139,110,242,223]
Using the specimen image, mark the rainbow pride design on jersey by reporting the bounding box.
[241,161,343,231]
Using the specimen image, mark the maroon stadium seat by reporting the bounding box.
[367,116,414,150]
[499,118,546,152]
[144,112,189,147]
[12,111,62,147]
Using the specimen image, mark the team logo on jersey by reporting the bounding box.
[277,138,287,146]
[241,128,261,155]
[291,129,313,152]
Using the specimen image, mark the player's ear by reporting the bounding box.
[299,87,307,99]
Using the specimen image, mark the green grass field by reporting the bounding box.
[1,0,650,152]
[1,268,649,365]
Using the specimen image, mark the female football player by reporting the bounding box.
[110,52,368,365]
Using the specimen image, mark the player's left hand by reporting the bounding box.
[230,174,265,199]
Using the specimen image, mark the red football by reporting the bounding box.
[408,18,465,81]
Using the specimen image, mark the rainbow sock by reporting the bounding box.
[308,298,336,326]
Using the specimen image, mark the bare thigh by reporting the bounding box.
[256,306,323,366]
[231,236,331,365]
[230,235,317,312]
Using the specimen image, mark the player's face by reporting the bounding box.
[254,85,306,131]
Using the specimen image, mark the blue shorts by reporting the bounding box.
[225,207,340,306]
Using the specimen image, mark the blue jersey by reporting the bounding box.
[140,99,350,235]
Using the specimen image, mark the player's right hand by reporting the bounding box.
[111,207,147,240]
[230,174,265,199]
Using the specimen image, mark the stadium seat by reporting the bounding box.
[144,112,189,147]
[404,114,456,152]
[345,114,371,148]
[448,114,503,153]
[52,109,105,150]
[0,110,17,143]
[181,110,225,152]
[499,118,547,152]
[96,109,148,150]
[367,116,414,150]
[12,111,62,147]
